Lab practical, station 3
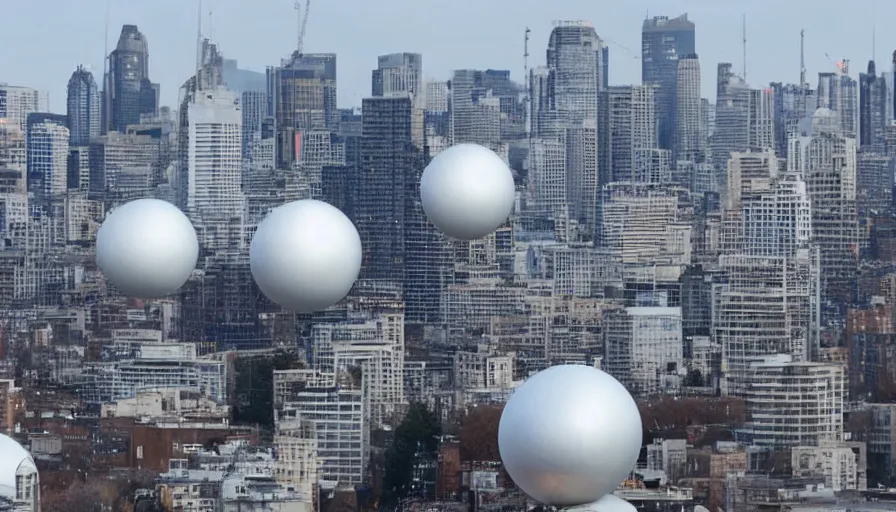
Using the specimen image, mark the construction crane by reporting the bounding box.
[824,53,849,74]
[603,37,640,60]
[294,0,310,55]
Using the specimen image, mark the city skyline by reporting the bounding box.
[0,0,887,110]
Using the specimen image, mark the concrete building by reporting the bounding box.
[673,53,703,165]
[788,107,859,304]
[26,113,69,203]
[605,307,684,396]
[186,87,244,222]
[741,355,846,447]
[792,440,867,491]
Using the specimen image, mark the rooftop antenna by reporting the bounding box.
[195,0,202,92]
[742,14,747,82]
[872,0,877,65]
[102,0,110,77]
[524,27,531,135]
[800,29,806,87]
[524,27,530,82]
[102,0,110,131]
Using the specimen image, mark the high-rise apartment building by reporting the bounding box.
[642,14,696,151]
[546,21,604,124]
[713,72,775,187]
[268,52,338,169]
[789,108,859,304]
[186,88,244,223]
[449,69,524,145]
[673,54,702,165]
[240,91,267,160]
[372,53,423,106]
[26,113,69,203]
[818,69,858,140]
[0,85,49,133]
[600,85,658,183]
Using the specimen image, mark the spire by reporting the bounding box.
[799,29,806,87]
[195,0,203,92]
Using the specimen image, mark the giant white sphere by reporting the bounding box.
[563,494,637,512]
[498,365,642,508]
[420,143,515,240]
[96,198,199,299]
[250,199,361,313]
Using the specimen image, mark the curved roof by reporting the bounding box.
[0,435,35,500]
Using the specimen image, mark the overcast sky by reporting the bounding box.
[0,0,885,112]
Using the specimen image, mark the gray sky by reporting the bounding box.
[0,0,885,112]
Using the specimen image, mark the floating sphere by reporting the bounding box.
[96,198,199,299]
[578,494,637,512]
[250,199,361,313]
[498,365,642,508]
[0,434,39,507]
[420,143,515,240]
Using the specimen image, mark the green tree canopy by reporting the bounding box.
[381,403,441,507]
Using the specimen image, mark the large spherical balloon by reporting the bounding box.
[96,198,199,298]
[420,143,515,240]
[585,494,637,512]
[498,365,642,508]
[250,199,361,313]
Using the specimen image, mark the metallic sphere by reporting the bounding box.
[250,199,361,313]
[498,365,642,507]
[96,198,199,298]
[0,434,39,508]
[420,143,515,240]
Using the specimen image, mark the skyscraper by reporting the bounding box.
[268,52,338,169]
[26,113,69,202]
[186,89,243,223]
[356,96,423,284]
[546,21,604,124]
[600,85,658,183]
[642,14,696,151]
[372,53,423,106]
[104,25,158,133]
[859,60,889,150]
[789,108,859,304]
[818,69,858,140]
[673,54,702,164]
[66,66,101,147]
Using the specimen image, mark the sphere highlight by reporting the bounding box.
[250,199,362,313]
[420,143,515,240]
[96,198,199,299]
[498,365,642,507]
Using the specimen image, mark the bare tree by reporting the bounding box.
[459,405,503,461]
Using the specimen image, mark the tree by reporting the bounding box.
[459,405,503,461]
[639,397,746,430]
[232,349,303,429]
[684,368,704,387]
[326,490,358,512]
[381,403,441,507]
[42,480,112,512]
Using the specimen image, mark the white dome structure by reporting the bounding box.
[0,434,39,511]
